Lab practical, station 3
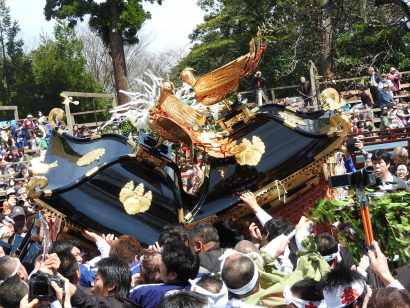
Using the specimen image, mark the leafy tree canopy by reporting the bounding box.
[176,0,410,92]
[44,0,162,47]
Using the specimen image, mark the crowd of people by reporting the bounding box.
[0,186,408,307]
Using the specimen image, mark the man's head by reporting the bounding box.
[158,291,209,308]
[159,243,199,285]
[234,240,259,254]
[140,249,162,284]
[191,274,228,308]
[56,250,80,284]
[49,239,83,264]
[187,222,220,253]
[255,71,261,78]
[371,150,391,178]
[284,279,324,308]
[158,224,187,248]
[0,275,29,308]
[262,217,294,242]
[109,235,142,266]
[316,232,340,266]
[221,252,259,298]
[368,67,375,75]
[321,263,366,308]
[0,256,28,282]
[367,287,410,308]
[300,76,306,83]
[9,206,26,233]
[93,257,131,298]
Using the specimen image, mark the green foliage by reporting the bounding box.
[30,22,105,115]
[44,0,161,47]
[310,191,410,266]
[0,0,36,115]
[176,0,410,92]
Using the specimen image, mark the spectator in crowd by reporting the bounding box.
[299,76,312,107]
[379,83,395,107]
[371,150,409,191]
[252,71,270,106]
[138,249,162,284]
[368,67,382,105]
[358,85,374,107]
[395,164,410,187]
[388,67,403,93]
[232,92,247,109]
[379,105,396,130]
[393,147,410,166]
[187,222,224,274]
[129,243,199,308]
[70,257,136,307]
[378,74,395,97]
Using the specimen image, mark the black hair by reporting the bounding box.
[196,274,223,294]
[371,150,391,164]
[262,217,298,268]
[0,275,29,308]
[187,222,219,245]
[96,257,131,298]
[221,254,257,295]
[262,217,294,241]
[321,263,365,306]
[56,250,79,283]
[158,290,209,308]
[161,243,199,284]
[290,278,324,302]
[158,224,187,247]
[316,232,339,263]
[49,239,81,254]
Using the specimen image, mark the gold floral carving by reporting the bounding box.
[119,182,153,215]
[235,136,265,166]
[323,114,351,137]
[27,176,49,199]
[76,148,105,166]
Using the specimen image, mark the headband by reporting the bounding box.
[323,280,365,308]
[284,285,326,308]
[190,277,229,308]
[219,249,259,296]
[322,244,341,262]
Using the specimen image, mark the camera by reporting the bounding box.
[328,166,380,189]
[346,138,360,153]
[29,271,64,301]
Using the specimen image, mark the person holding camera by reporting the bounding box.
[252,71,270,107]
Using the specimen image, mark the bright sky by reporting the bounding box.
[5,0,204,53]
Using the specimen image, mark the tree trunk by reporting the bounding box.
[108,2,129,105]
[319,9,333,78]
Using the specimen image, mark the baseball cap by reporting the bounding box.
[10,206,26,219]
